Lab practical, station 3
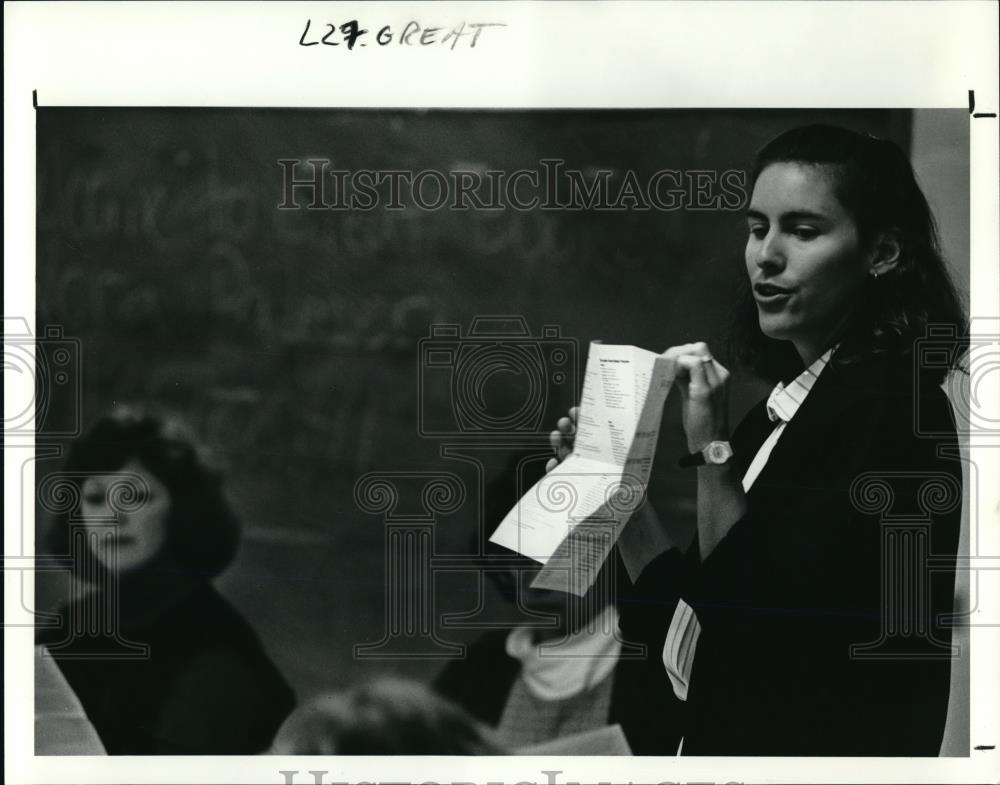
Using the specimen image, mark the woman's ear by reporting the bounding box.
[870,229,903,275]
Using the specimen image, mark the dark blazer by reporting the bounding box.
[40,580,296,754]
[619,353,962,756]
[433,627,685,755]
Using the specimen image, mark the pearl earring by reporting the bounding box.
[870,270,879,279]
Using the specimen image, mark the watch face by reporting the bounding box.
[706,442,732,464]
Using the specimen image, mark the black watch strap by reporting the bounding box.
[677,451,706,468]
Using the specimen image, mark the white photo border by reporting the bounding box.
[5,2,999,784]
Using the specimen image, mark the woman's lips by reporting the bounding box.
[753,282,794,305]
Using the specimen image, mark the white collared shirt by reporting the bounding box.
[506,605,622,701]
[662,349,834,703]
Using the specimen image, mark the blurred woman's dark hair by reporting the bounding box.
[269,678,506,755]
[46,406,240,579]
[731,123,968,384]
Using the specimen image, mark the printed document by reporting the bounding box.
[489,342,675,595]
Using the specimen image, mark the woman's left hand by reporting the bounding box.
[662,342,731,453]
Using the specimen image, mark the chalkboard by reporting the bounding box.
[34,108,912,697]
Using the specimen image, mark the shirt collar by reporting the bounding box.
[766,348,834,423]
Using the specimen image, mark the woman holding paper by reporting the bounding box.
[548,125,966,755]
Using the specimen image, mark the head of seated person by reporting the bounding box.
[46,405,240,597]
[269,677,506,755]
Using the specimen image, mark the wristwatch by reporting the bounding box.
[678,440,734,468]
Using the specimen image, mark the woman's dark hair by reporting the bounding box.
[733,123,968,384]
[45,406,240,579]
[269,678,507,755]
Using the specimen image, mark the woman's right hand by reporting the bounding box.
[662,341,731,453]
[545,406,579,473]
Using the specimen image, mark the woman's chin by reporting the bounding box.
[757,317,795,343]
[96,552,154,575]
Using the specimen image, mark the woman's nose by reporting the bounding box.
[83,499,109,518]
[753,230,786,271]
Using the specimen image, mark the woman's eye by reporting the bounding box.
[791,226,819,240]
[748,225,767,239]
